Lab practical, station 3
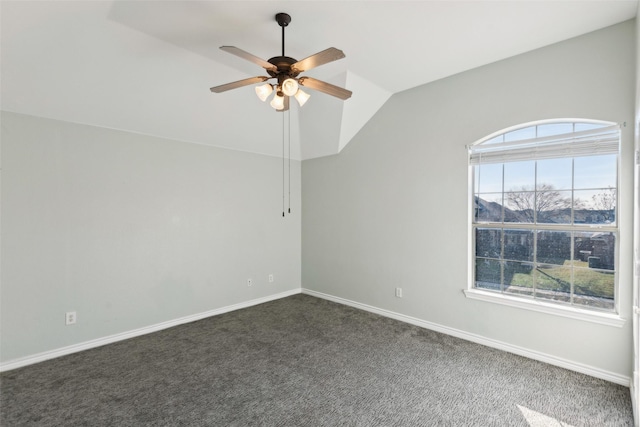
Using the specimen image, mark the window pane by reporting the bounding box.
[504,190,534,223]
[504,161,535,190]
[504,126,536,142]
[475,163,503,193]
[537,230,571,266]
[503,229,533,261]
[504,261,534,297]
[575,232,615,271]
[483,135,504,145]
[476,228,501,259]
[536,190,572,224]
[573,232,614,269]
[475,195,503,222]
[574,122,607,132]
[537,158,572,191]
[536,123,573,138]
[573,267,615,310]
[574,188,616,225]
[574,155,616,189]
[475,258,501,290]
[535,265,571,303]
[574,232,595,264]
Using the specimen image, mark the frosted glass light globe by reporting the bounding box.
[270,93,285,110]
[255,84,273,102]
[281,78,299,97]
[294,89,310,107]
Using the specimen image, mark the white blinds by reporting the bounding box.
[469,124,620,165]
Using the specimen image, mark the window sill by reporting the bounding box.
[463,288,626,327]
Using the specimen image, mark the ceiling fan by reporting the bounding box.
[210,12,352,111]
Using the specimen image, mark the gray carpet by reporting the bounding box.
[0,294,634,426]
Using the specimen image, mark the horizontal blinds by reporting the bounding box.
[469,124,620,165]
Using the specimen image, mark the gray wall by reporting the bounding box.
[1,112,301,362]
[302,21,636,378]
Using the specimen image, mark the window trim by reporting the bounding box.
[466,119,624,325]
[464,288,625,327]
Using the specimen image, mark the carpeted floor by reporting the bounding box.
[0,294,634,426]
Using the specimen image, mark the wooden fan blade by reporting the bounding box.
[298,77,352,100]
[220,46,277,72]
[291,47,345,73]
[210,76,269,93]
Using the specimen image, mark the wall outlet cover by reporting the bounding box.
[65,311,77,325]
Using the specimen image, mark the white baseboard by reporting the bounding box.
[302,288,631,387]
[3,287,631,389]
[0,288,302,372]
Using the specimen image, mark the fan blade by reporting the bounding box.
[298,77,352,100]
[291,47,345,73]
[210,76,269,93]
[220,46,277,72]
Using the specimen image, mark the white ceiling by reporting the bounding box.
[1,1,637,160]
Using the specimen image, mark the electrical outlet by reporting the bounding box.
[247,278,253,287]
[65,311,77,325]
[395,288,402,298]
[268,274,274,283]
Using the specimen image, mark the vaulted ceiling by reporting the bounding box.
[1,1,637,160]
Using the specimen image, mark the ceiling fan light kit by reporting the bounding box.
[294,88,310,107]
[255,83,273,102]
[281,78,298,97]
[210,12,352,111]
[270,92,285,110]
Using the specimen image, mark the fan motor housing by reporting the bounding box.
[267,56,301,79]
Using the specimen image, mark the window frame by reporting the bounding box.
[465,119,624,327]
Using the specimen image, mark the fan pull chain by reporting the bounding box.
[282,111,285,217]
[288,109,291,214]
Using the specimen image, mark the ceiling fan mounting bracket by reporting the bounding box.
[275,13,291,27]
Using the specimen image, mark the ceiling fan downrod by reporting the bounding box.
[275,13,290,57]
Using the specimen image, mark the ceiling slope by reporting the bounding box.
[1,1,637,160]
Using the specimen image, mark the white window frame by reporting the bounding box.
[464,119,625,327]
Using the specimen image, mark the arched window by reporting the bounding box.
[468,120,620,314]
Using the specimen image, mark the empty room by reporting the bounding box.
[1,1,639,425]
